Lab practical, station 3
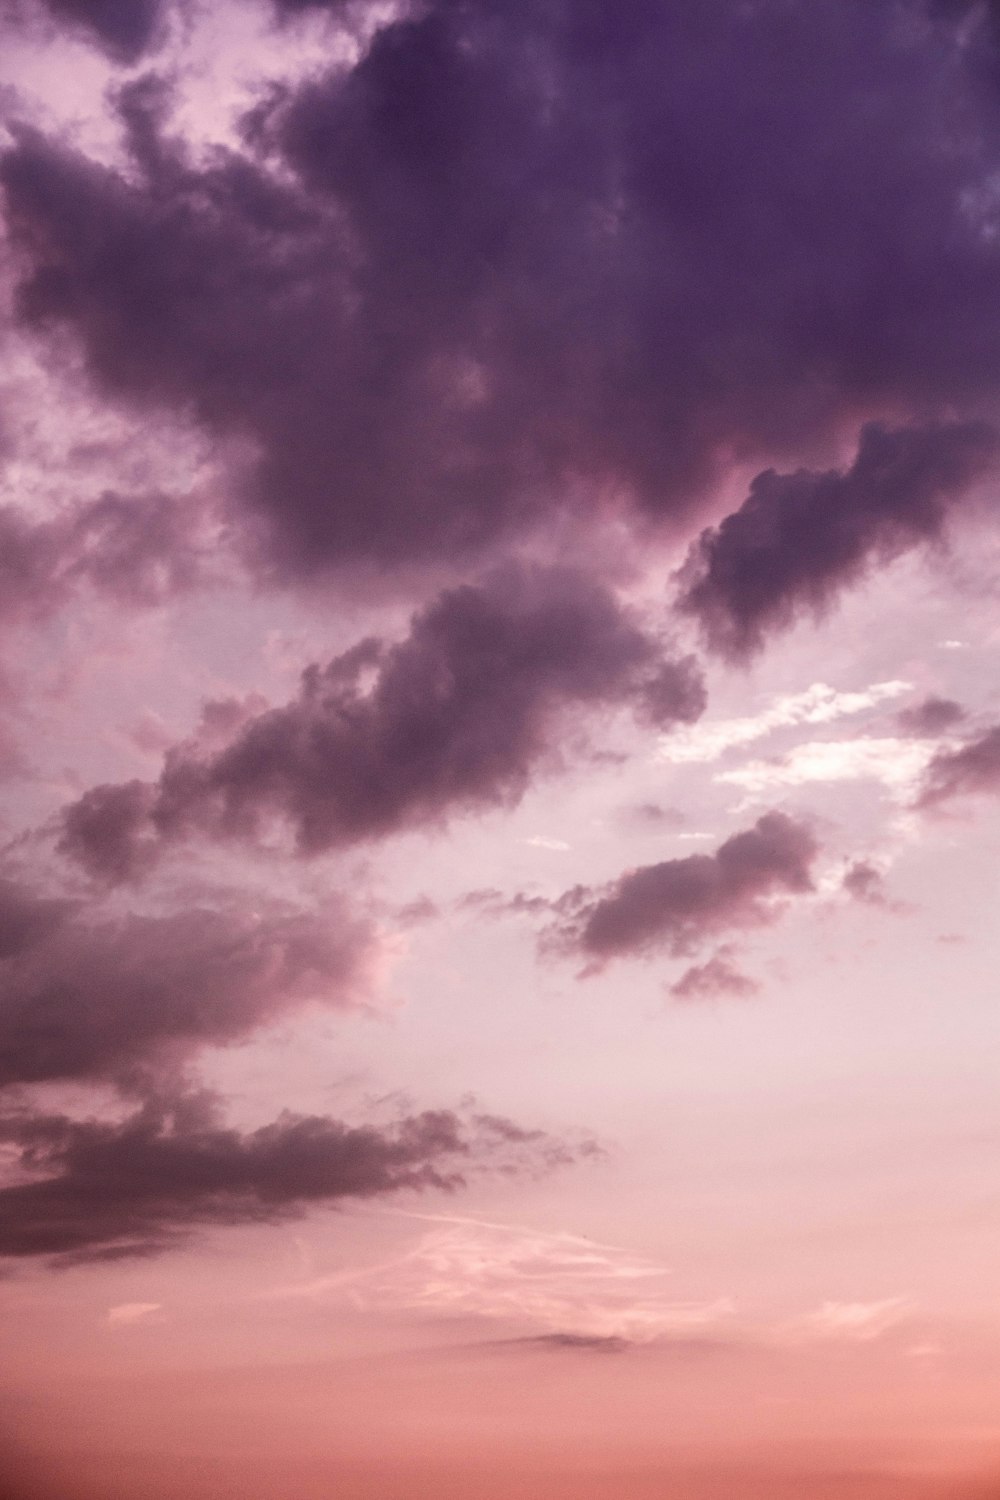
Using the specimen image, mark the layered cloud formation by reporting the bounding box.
[0,492,204,623]
[0,871,583,1262]
[0,1091,561,1262]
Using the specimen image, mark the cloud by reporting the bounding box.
[57,565,704,879]
[58,780,162,884]
[718,738,935,802]
[106,1300,162,1325]
[623,802,686,829]
[0,868,594,1266]
[895,695,967,737]
[282,1213,732,1344]
[552,813,818,970]
[6,4,1000,581]
[27,0,356,61]
[0,1092,573,1263]
[793,1298,911,1343]
[29,0,166,61]
[0,879,380,1088]
[842,860,890,907]
[918,724,1000,806]
[679,422,997,659]
[512,1332,631,1354]
[668,949,760,1001]
[0,493,205,628]
[660,680,911,766]
[0,877,73,960]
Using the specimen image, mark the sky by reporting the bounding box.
[1,1,1000,1496]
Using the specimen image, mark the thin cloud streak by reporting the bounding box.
[274,1213,734,1344]
[718,739,941,802]
[0,1096,585,1264]
[659,682,912,766]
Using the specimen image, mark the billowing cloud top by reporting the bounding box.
[5,0,1000,585]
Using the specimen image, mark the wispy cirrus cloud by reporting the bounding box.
[718,738,938,803]
[106,1301,162,1326]
[658,681,911,766]
[279,1213,734,1344]
[276,1213,917,1355]
[786,1298,912,1344]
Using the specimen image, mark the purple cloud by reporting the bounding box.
[0,493,204,627]
[554,813,818,970]
[0,882,379,1088]
[58,780,160,884]
[57,566,705,879]
[0,878,73,959]
[6,4,1000,579]
[895,696,967,737]
[0,1090,578,1262]
[678,423,997,659]
[0,868,595,1264]
[918,724,1000,806]
[668,950,760,1002]
[33,0,165,61]
[842,861,889,907]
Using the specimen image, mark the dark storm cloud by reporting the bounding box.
[0,882,378,1087]
[0,1089,573,1261]
[678,423,998,660]
[553,813,818,970]
[6,2,1000,579]
[895,696,967,737]
[57,566,705,879]
[918,724,1000,805]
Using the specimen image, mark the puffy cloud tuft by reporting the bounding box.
[551,813,818,970]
